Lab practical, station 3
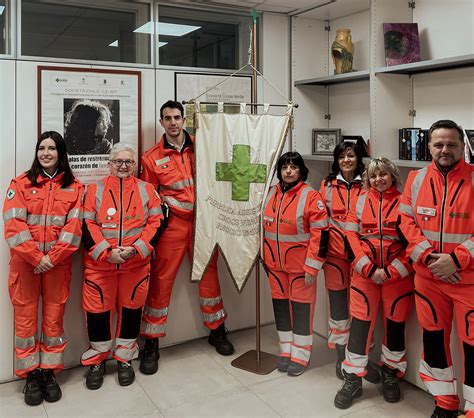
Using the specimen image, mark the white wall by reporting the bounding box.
[0,12,290,382]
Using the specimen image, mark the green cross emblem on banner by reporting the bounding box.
[216,145,267,201]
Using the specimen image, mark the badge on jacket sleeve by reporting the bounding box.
[417,206,436,217]
[6,189,15,200]
[317,200,325,211]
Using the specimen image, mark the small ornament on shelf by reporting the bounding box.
[383,23,421,66]
[331,29,354,74]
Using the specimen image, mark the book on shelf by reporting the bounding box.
[398,128,430,161]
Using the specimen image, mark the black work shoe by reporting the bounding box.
[287,361,306,376]
[334,371,363,409]
[85,362,106,390]
[364,361,381,384]
[23,369,43,406]
[208,323,235,356]
[335,344,346,380]
[381,365,401,402]
[117,361,135,386]
[277,356,290,372]
[41,369,62,402]
[139,338,160,375]
[431,406,460,418]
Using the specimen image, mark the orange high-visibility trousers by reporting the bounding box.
[9,259,71,378]
[141,212,226,338]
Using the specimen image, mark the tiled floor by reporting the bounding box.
[0,324,435,417]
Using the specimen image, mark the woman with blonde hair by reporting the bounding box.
[334,157,414,409]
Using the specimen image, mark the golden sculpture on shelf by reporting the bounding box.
[331,29,354,74]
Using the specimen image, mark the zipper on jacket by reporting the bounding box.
[276,190,285,270]
[43,179,54,252]
[439,174,448,252]
[117,178,123,270]
[378,193,384,268]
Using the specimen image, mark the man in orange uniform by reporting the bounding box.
[399,120,474,418]
[139,100,234,375]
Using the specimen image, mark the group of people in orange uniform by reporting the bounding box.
[3,103,473,418]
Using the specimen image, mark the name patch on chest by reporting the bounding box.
[101,223,117,229]
[264,216,274,223]
[417,206,436,217]
[155,156,171,166]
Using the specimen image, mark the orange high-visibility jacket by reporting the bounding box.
[399,160,474,283]
[141,131,195,219]
[345,186,412,280]
[262,181,329,276]
[3,172,83,267]
[320,175,362,258]
[82,175,163,270]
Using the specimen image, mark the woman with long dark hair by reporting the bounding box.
[3,131,83,406]
[262,152,329,376]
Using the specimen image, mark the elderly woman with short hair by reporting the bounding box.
[81,143,163,389]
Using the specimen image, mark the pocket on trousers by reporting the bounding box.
[8,271,22,305]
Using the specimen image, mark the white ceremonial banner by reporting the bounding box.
[192,110,291,291]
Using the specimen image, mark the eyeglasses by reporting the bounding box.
[111,159,135,167]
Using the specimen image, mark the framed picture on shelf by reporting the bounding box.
[312,129,341,156]
[383,23,421,66]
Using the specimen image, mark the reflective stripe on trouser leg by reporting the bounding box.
[278,330,293,357]
[342,349,368,376]
[14,334,40,378]
[328,318,351,347]
[291,333,313,366]
[327,288,350,348]
[141,305,168,337]
[81,340,114,366]
[114,338,139,362]
[343,317,371,377]
[273,298,292,357]
[381,344,407,375]
[290,300,313,366]
[463,384,474,412]
[40,333,67,371]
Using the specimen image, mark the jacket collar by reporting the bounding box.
[277,179,306,194]
[163,130,193,152]
[368,185,399,199]
[429,158,466,177]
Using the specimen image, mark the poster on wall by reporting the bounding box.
[174,72,252,134]
[38,66,141,184]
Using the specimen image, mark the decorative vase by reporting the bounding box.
[331,29,354,74]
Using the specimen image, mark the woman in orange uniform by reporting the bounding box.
[319,142,367,380]
[262,152,329,376]
[334,157,414,409]
[81,143,162,390]
[3,131,83,406]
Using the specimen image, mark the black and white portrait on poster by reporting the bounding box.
[38,67,141,183]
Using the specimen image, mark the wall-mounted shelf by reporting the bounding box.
[295,70,370,86]
[374,54,474,76]
[391,159,430,168]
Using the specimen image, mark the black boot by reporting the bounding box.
[335,344,346,380]
[117,361,135,386]
[334,371,363,409]
[381,365,401,402]
[431,406,460,418]
[276,356,290,372]
[139,338,160,375]
[287,361,306,377]
[364,361,381,383]
[208,323,235,356]
[41,369,62,402]
[85,361,106,390]
[23,369,43,406]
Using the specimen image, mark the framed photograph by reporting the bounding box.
[312,129,341,155]
[465,129,474,163]
[383,23,421,66]
[38,66,142,184]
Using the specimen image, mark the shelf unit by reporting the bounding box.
[295,69,370,86]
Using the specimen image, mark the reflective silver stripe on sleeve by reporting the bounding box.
[149,206,163,216]
[160,178,194,191]
[40,352,64,366]
[16,352,40,371]
[310,219,329,228]
[137,180,149,220]
[202,309,227,324]
[296,186,312,235]
[143,305,169,318]
[325,182,333,217]
[91,239,110,260]
[67,207,82,220]
[411,240,431,263]
[163,196,194,211]
[3,208,27,222]
[460,240,474,256]
[355,194,367,221]
[95,181,105,214]
[264,231,310,242]
[411,168,428,213]
[83,211,96,221]
[58,231,81,247]
[391,258,410,278]
[398,203,414,217]
[345,222,359,232]
[200,296,222,307]
[422,230,471,244]
[140,322,166,336]
[42,334,66,347]
[15,335,36,349]
[7,230,33,249]
[305,258,323,270]
[134,239,150,257]
[355,255,371,274]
